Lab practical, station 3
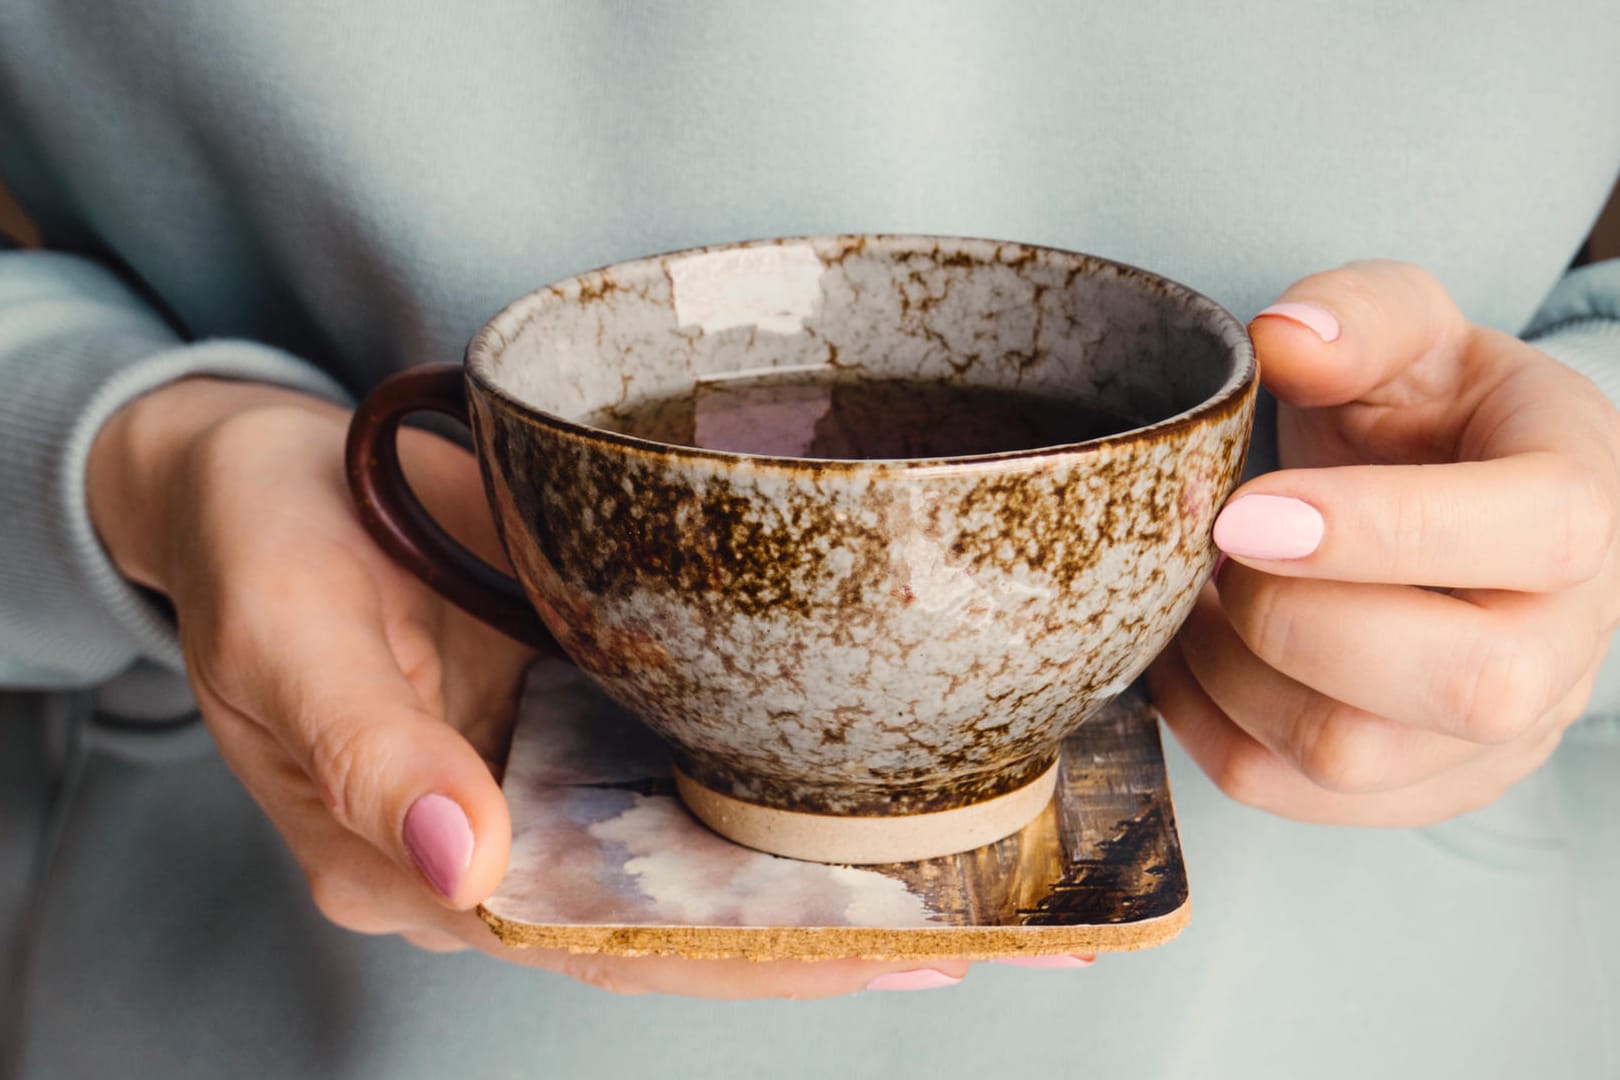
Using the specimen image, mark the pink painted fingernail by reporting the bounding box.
[1254,301,1341,343]
[991,955,1096,969]
[404,794,474,900]
[1213,495,1325,560]
[865,969,964,992]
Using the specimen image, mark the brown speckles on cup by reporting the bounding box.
[349,236,1256,864]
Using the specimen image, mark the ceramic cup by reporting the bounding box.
[347,236,1256,864]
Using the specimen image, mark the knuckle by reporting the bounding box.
[1291,708,1389,794]
[1341,260,1465,353]
[1320,258,1422,311]
[1207,740,1279,809]
[1384,260,1451,306]
[309,721,387,829]
[1291,265,1385,328]
[1369,259,1457,311]
[1444,634,1547,744]
[1333,259,1404,298]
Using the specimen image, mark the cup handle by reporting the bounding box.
[345,363,560,653]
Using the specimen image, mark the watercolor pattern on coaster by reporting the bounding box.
[480,660,1191,957]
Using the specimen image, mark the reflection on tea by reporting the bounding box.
[587,368,1144,459]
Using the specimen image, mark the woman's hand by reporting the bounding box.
[1148,261,1620,825]
[86,378,997,996]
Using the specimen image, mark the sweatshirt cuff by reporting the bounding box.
[1523,259,1620,407]
[1528,316,1620,407]
[1,291,347,686]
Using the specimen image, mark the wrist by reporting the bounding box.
[87,377,341,594]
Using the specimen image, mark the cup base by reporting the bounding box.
[673,760,1060,865]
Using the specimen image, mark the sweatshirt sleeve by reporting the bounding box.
[1522,258,1620,733]
[0,250,347,689]
[1524,259,1620,404]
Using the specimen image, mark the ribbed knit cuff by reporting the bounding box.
[1,257,347,687]
[1529,316,1620,407]
[1524,259,1620,406]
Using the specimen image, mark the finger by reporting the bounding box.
[296,806,469,935]
[1250,260,1471,411]
[1216,563,1599,743]
[1146,640,1563,826]
[486,947,976,1000]
[199,706,491,938]
[401,929,470,953]
[241,567,512,910]
[1211,453,1617,591]
[1176,585,1487,792]
[1145,636,1347,816]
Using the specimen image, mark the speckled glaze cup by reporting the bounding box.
[347,236,1256,864]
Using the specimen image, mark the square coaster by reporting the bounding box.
[480,661,1190,961]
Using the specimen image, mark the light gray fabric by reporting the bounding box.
[0,692,80,1080]
[2,3,1620,1077]
[0,256,346,687]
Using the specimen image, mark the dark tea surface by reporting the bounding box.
[585,368,1143,459]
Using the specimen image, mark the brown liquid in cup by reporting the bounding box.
[587,369,1145,459]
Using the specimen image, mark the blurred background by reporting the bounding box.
[2,171,1617,278]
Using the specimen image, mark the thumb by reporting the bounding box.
[1250,260,1472,409]
[260,580,512,909]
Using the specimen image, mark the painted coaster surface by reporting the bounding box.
[479,661,1190,961]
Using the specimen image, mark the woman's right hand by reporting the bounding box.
[84,376,983,997]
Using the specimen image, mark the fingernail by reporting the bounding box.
[404,794,474,900]
[1213,495,1325,560]
[1254,301,1341,343]
[991,955,1096,969]
[865,969,964,992]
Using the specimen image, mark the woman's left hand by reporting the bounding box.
[1147,260,1620,825]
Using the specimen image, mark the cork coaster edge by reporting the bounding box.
[476,896,1190,961]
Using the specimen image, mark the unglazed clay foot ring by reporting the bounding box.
[673,761,1061,865]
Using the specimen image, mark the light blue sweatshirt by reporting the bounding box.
[2,4,1620,1078]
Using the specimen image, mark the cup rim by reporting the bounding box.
[464,234,1257,473]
